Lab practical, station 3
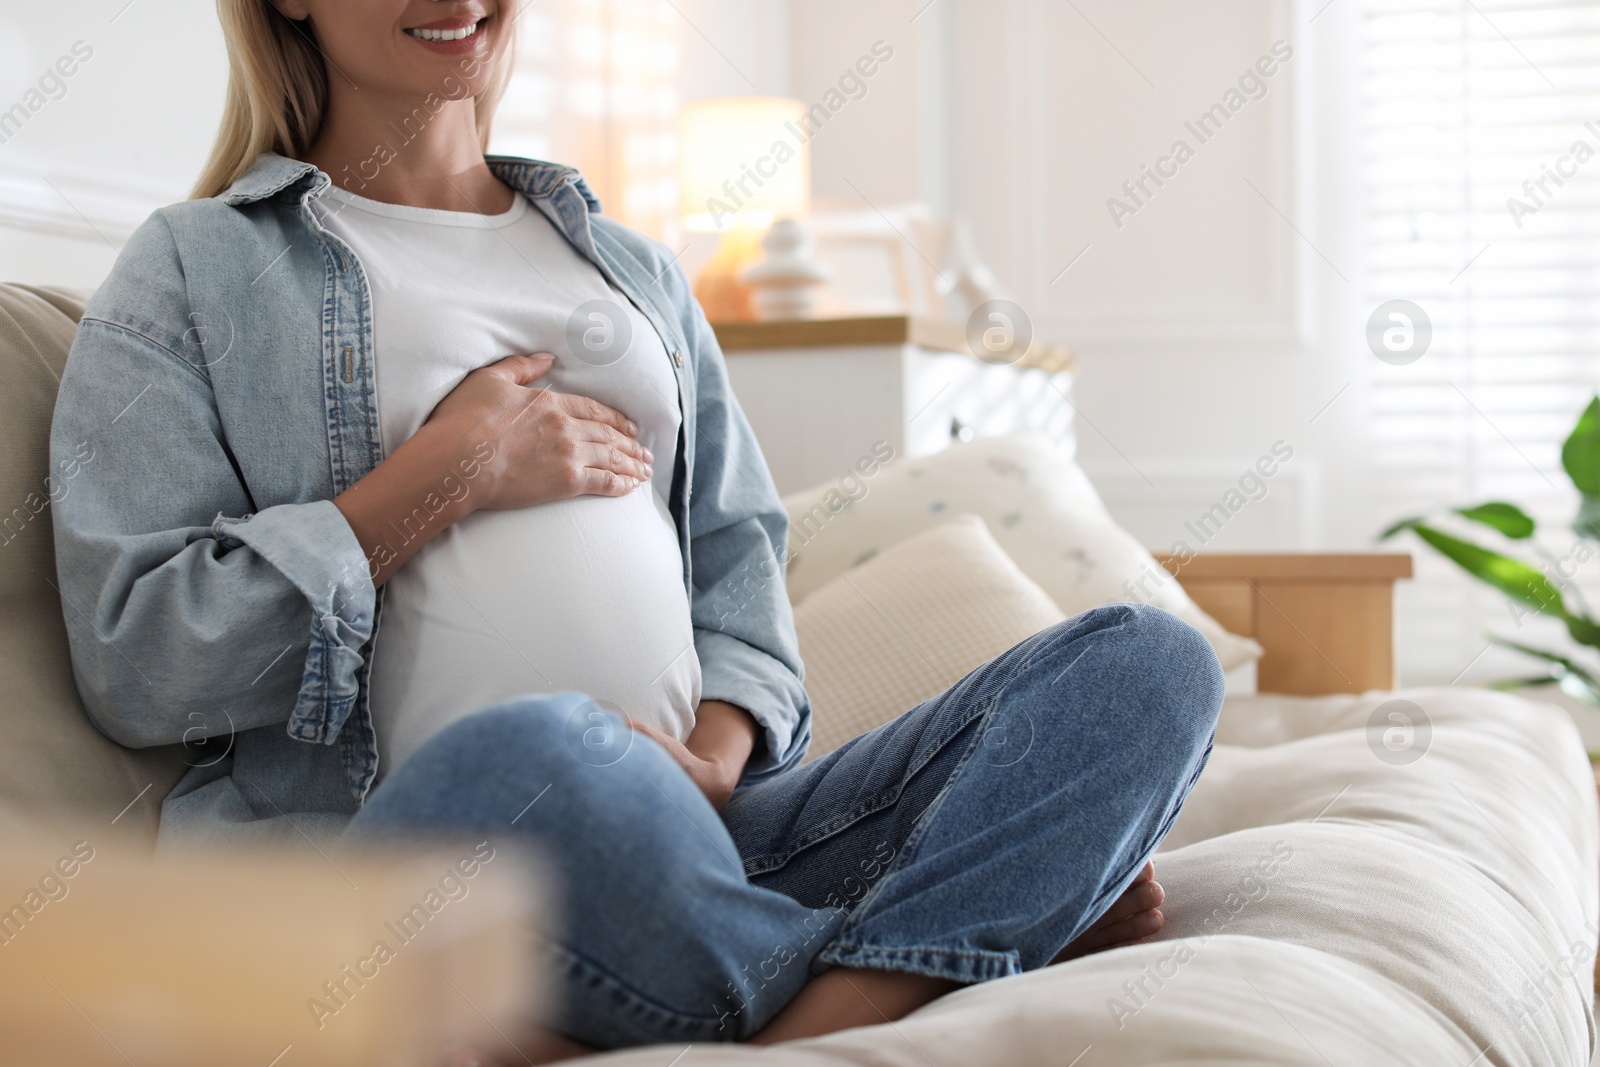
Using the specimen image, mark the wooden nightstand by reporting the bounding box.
[1157,552,1415,695]
[714,315,1075,496]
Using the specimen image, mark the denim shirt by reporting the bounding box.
[49,152,810,845]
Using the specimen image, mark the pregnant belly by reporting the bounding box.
[368,488,701,777]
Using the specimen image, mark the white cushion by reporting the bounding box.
[795,515,1065,760]
[597,687,1598,1065]
[782,433,1262,671]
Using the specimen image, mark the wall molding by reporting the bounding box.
[0,159,170,247]
[1088,459,1317,553]
[946,0,1314,357]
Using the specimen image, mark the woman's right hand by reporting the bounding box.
[424,352,654,513]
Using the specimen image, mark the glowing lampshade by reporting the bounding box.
[678,98,810,233]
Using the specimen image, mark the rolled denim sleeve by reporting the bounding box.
[210,503,374,744]
[50,213,374,751]
[672,276,812,780]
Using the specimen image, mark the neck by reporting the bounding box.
[301,85,512,214]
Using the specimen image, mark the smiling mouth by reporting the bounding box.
[406,18,485,42]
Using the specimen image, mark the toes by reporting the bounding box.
[1089,908,1165,950]
[1055,907,1166,962]
[1052,863,1169,966]
[1093,878,1165,928]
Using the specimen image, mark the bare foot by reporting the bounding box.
[751,967,961,1044]
[446,864,1163,1060]
[755,865,1166,1047]
[442,1026,594,1067]
[1051,861,1165,963]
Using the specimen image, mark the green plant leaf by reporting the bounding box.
[1562,396,1600,495]
[1453,502,1536,539]
[1488,636,1600,696]
[1486,676,1561,691]
[1566,613,1600,649]
[1409,523,1566,615]
[1378,516,1424,541]
[1575,495,1600,542]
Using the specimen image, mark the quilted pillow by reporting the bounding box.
[795,515,1066,760]
[782,433,1262,671]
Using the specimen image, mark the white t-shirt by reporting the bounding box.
[312,184,701,778]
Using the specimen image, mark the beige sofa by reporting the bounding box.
[2,282,1596,1065]
[0,285,185,842]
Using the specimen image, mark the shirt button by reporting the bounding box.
[672,349,684,367]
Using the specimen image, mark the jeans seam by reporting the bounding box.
[827,942,1013,964]
[544,939,733,1044]
[810,610,1143,970]
[78,315,210,383]
[741,612,1133,881]
[816,942,1021,984]
[824,691,998,947]
[737,684,1001,879]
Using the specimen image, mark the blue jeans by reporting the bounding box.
[342,604,1223,1048]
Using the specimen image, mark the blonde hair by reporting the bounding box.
[192,0,517,199]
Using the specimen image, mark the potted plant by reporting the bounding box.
[1380,397,1600,704]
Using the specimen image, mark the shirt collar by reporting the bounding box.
[217,151,604,214]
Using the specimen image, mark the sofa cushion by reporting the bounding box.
[782,433,1264,671]
[0,283,185,843]
[795,515,1066,760]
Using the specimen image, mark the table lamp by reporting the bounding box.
[678,97,811,322]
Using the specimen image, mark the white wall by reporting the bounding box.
[0,0,227,288]
[790,0,1374,554]
[679,0,791,101]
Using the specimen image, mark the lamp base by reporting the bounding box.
[693,228,763,322]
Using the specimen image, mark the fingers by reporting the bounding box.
[483,352,556,386]
[627,716,665,742]
[556,390,640,439]
[627,719,675,748]
[575,420,654,468]
[575,439,651,486]
[573,464,646,498]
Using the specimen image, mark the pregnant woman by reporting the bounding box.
[50,0,1224,1058]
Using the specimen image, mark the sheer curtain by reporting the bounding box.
[1364,0,1600,684]
[491,0,681,240]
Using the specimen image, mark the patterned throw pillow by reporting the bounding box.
[795,515,1067,760]
[782,433,1263,672]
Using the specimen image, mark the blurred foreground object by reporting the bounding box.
[0,828,544,1067]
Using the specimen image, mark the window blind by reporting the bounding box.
[490,0,680,240]
[1364,0,1600,684]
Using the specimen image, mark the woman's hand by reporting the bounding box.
[630,700,759,812]
[335,352,653,588]
[424,352,653,511]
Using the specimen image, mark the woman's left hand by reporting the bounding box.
[629,700,758,812]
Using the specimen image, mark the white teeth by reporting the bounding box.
[409,21,481,42]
